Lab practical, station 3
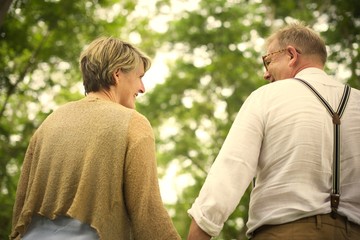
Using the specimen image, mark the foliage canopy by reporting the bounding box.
[0,0,359,239]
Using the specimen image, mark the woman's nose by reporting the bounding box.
[139,81,145,94]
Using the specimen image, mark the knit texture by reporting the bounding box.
[11,96,180,240]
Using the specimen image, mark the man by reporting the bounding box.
[187,22,360,239]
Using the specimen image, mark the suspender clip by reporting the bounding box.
[330,193,340,208]
[330,193,340,219]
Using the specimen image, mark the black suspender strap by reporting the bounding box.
[294,78,351,218]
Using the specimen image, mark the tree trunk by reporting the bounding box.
[0,0,13,27]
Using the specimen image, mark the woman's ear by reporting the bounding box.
[112,69,122,83]
[112,72,118,84]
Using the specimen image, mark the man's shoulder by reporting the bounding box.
[252,79,299,95]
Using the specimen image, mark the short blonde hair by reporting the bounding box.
[79,37,151,94]
[265,22,327,64]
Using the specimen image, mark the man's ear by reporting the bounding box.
[287,46,298,67]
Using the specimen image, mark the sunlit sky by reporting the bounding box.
[134,0,201,92]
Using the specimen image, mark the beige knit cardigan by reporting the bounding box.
[11,97,180,240]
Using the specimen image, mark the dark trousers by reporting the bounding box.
[251,213,360,240]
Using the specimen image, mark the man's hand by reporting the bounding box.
[187,218,212,240]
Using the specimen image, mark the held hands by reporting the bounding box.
[187,218,212,240]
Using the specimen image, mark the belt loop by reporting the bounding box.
[316,215,322,230]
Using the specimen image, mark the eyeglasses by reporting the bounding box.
[262,49,287,71]
[262,48,302,71]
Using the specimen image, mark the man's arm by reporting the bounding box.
[187,218,212,240]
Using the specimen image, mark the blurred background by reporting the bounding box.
[0,0,359,239]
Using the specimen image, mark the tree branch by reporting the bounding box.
[0,31,50,121]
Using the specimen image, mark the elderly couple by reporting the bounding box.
[10,22,360,240]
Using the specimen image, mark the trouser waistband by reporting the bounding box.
[252,213,360,237]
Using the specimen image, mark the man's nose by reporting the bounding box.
[263,70,271,81]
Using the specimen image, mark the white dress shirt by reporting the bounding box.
[188,68,360,237]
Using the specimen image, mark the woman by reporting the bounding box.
[11,37,181,240]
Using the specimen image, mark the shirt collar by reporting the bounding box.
[294,67,343,87]
[295,68,326,78]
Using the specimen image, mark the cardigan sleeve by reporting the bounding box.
[11,134,38,239]
[123,112,181,240]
